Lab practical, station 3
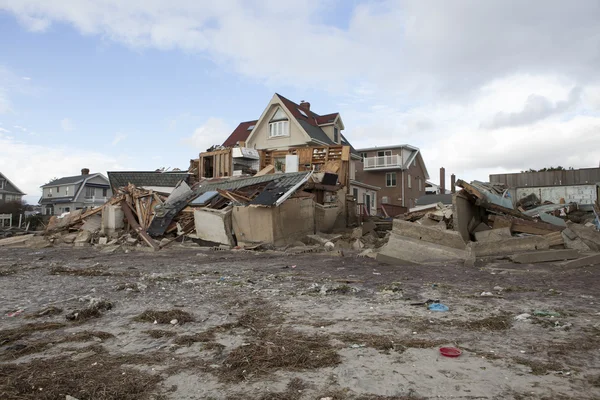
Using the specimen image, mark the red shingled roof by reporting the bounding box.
[275,94,339,127]
[222,120,258,147]
[221,94,340,148]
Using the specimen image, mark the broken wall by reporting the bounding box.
[232,197,314,246]
[515,184,598,209]
[101,205,124,236]
[193,207,235,246]
[452,191,485,242]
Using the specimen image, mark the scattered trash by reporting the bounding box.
[480,291,494,297]
[170,319,178,325]
[515,313,531,321]
[410,299,439,306]
[533,310,561,317]
[6,309,25,317]
[429,303,449,312]
[493,286,504,291]
[439,347,462,357]
[350,344,366,348]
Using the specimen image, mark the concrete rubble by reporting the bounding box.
[375,178,600,267]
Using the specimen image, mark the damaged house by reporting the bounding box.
[197,93,374,232]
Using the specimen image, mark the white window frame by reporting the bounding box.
[386,172,397,187]
[0,180,4,189]
[85,187,95,198]
[418,178,422,191]
[408,174,412,189]
[269,120,289,138]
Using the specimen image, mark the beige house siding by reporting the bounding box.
[246,104,308,150]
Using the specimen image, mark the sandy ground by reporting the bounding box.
[1,244,599,400]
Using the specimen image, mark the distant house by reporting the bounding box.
[354,144,430,211]
[0,172,25,204]
[39,168,112,215]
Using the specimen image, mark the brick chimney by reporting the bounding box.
[299,100,310,113]
[451,173,456,194]
[81,168,90,175]
[440,167,446,194]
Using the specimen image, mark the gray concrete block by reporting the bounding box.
[510,249,580,264]
[563,253,600,268]
[376,232,469,265]
[474,227,512,243]
[561,231,590,251]
[469,236,550,257]
[392,219,466,250]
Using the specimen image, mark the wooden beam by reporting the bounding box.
[120,200,159,250]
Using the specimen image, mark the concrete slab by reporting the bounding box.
[0,234,35,247]
[474,227,512,243]
[81,214,102,233]
[194,207,235,247]
[376,232,469,265]
[563,253,600,268]
[566,221,600,251]
[509,249,580,264]
[392,219,466,250]
[561,231,590,251]
[469,236,550,257]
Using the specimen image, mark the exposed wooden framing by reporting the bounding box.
[120,200,159,250]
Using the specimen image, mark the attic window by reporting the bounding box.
[247,125,255,130]
[0,180,4,189]
[298,108,308,118]
[269,107,289,138]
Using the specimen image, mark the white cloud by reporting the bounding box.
[22,76,31,81]
[0,127,10,133]
[111,133,127,146]
[13,125,27,132]
[60,117,75,132]
[182,117,231,152]
[0,134,126,204]
[2,1,600,184]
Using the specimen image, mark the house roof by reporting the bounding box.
[0,172,25,195]
[108,171,191,191]
[223,94,360,158]
[356,144,420,152]
[41,173,103,187]
[222,120,258,147]
[194,172,310,196]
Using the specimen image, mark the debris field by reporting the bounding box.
[1,245,599,400]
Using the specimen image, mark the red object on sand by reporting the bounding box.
[439,347,462,357]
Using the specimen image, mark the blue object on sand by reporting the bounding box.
[429,303,449,312]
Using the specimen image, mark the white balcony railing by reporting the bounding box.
[84,196,108,203]
[363,155,402,169]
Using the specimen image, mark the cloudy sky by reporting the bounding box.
[1,0,600,203]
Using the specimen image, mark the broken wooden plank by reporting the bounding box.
[544,231,564,246]
[510,249,580,264]
[488,214,560,234]
[120,200,159,250]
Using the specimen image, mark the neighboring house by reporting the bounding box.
[39,168,112,215]
[0,172,25,204]
[354,145,430,210]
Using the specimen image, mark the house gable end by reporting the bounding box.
[246,95,312,149]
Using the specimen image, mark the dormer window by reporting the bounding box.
[269,107,289,138]
[334,127,339,143]
[0,180,4,189]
